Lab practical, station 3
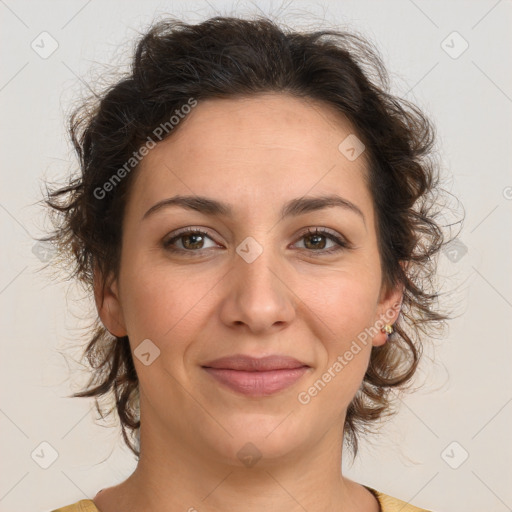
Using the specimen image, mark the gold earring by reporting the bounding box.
[381,324,394,335]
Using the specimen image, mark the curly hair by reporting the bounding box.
[40,15,453,459]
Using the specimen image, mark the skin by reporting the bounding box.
[93,93,403,512]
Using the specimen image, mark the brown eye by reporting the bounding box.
[303,232,328,250]
[295,228,351,254]
[179,232,207,250]
[163,228,219,254]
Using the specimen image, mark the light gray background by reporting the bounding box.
[1,1,511,511]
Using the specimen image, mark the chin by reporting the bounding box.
[199,412,311,468]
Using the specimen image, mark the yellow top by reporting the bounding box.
[49,486,433,512]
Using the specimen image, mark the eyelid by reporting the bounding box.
[295,226,353,252]
[162,225,353,254]
[297,226,350,244]
[163,226,220,247]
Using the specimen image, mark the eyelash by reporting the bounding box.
[162,227,351,256]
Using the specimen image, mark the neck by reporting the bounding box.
[94,400,379,512]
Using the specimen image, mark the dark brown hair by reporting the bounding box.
[40,15,454,458]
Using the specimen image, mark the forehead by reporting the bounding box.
[127,93,373,222]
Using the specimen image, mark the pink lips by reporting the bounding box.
[202,354,310,396]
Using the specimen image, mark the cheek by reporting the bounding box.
[298,269,379,341]
[298,283,377,412]
[119,255,216,352]
[300,273,378,392]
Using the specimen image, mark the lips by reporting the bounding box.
[202,354,310,396]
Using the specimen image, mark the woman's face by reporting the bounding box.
[97,93,402,465]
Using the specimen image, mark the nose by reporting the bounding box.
[218,240,296,334]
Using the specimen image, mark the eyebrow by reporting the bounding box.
[142,194,366,225]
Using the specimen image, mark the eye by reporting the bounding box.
[293,227,351,255]
[162,226,351,256]
[163,227,220,254]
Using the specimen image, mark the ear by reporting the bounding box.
[93,265,127,337]
[371,279,404,348]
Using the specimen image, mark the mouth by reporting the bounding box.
[201,354,310,397]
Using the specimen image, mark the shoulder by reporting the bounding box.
[366,486,435,512]
[50,499,99,512]
[52,491,436,512]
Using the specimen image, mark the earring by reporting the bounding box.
[381,324,394,335]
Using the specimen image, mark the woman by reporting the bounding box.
[44,15,450,512]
